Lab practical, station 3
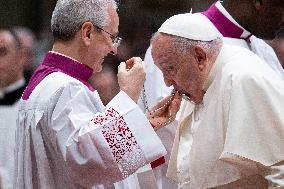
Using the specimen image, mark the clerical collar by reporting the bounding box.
[46,51,93,82]
[0,79,26,105]
[202,1,252,40]
[0,79,25,99]
[22,51,94,100]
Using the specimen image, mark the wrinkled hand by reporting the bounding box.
[147,91,182,131]
[118,57,146,103]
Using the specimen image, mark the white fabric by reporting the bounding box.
[0,102,20,189]
[158,13,221,41]
[0,80,25,189]
[250,36,284,79]
[14,72,166,189]
[167,44,284,189]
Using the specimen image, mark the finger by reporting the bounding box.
[118,62,126,73]
[126,57,142,69]
[153,95,171,109]
[170,95,182,117]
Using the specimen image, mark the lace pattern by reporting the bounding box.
[91,107,147,178]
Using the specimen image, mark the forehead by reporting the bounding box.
[152,34,177,63]
[106,5,119,34]
[0,31,14,46]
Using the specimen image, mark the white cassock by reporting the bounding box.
[14,51,166,189]
[0,79,26,189]
[250,36,284,79]
[139,6,283,188]
[167,43,284,188]
[142,1,284,125]
[139,4,284,188]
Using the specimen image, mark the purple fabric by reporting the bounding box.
[202,2,244,39]
[22,52,94,100]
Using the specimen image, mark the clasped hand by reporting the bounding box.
[118,57,146,103]
[147,91,182,130]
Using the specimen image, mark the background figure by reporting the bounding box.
[266,27,284,68]
[0,28,26,189]
[13,26,37,82]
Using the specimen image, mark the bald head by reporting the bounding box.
[223,0,284,39]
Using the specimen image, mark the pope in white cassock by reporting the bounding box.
[142,0,284,125]
[140,3,284,187]
[150,13,284,189]
[14,0,182,188]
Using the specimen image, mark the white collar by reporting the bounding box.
[203,44,228,91]
[0,79,26,99]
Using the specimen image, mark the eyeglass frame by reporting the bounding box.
[94,25,122,47]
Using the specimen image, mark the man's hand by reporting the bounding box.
[118,57,146,103]
[147,91,182,130]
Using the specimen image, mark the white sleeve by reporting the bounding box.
[265,163,284,188]
[50,83,166,188]
[220,72,284,187]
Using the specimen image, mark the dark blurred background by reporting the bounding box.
[0,0,215,56]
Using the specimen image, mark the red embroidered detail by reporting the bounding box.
[150,156,166,169]
[91,107,147,178]
[150,122,155,129]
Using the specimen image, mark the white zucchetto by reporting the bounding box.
[158,13,221,41]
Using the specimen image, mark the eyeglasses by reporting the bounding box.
[95,25,122,47]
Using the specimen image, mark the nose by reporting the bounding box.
[110,45,118,55]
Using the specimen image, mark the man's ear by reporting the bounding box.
[253,0,263,10]
[81,22,93,47]
[193,46,207,71]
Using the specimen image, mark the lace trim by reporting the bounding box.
[91,107,147,178]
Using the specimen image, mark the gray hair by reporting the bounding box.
[171,36,222,56]
[151,32,222,57]
[51,0,118,41]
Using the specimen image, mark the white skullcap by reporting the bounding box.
[158,13,220,41]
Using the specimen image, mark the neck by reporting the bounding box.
[52,40,82,61]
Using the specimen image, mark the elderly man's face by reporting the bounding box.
[90,5,119,72]
[0,31,21,88]
[152,34,209,104]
